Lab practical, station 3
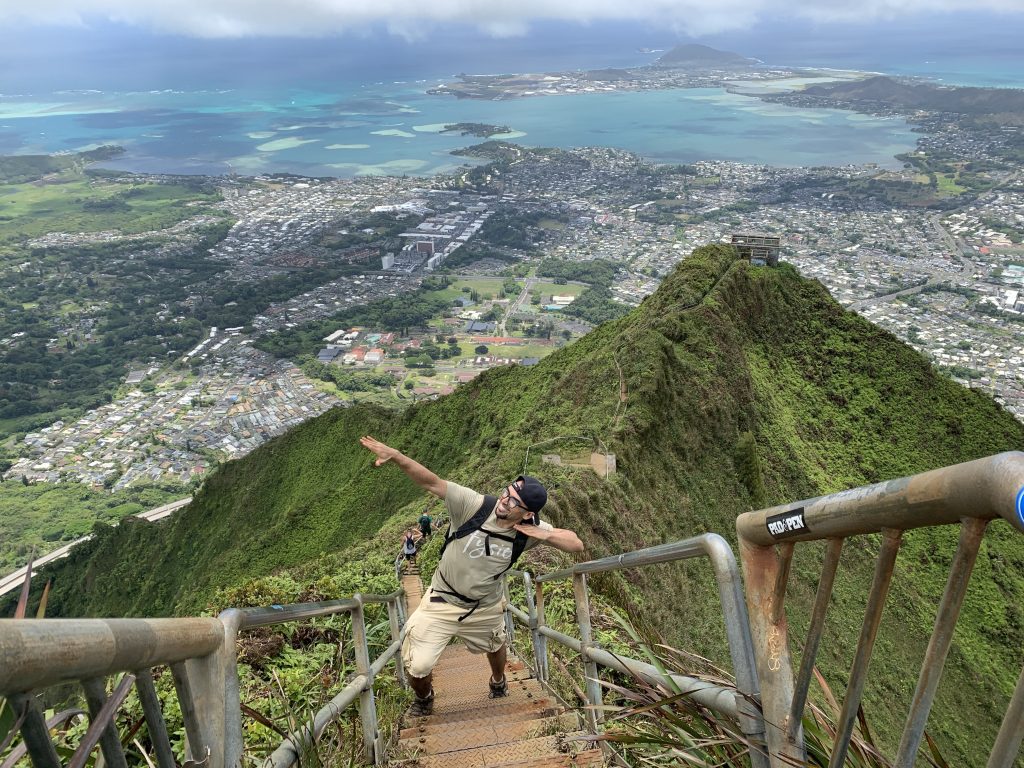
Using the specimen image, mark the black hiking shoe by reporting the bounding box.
[488,677,508,699]
[410,690,434,717]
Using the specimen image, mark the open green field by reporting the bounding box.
[530,280,586,297]
[0,176,222,243]
[450,277,508,295]
[422,277,513,302]
[935,173,967,195]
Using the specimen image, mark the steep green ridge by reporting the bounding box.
[14,245,1024,763]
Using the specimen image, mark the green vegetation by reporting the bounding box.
[298,358,396,392]
[0,175,222,244]
[561,285,631,324]
[0,481,183,572]
[14,245,1024,765]
[535,258,629,323]
[802,76,1024,117]
[536,257,618,287]
[474,208,570,251]
[0,146,123,184]
[442,123,511,137]
[255,293,452,359]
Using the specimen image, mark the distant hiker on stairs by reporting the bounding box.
[401,530,418,568]
[359,435,584,716]
[418,510,433,538]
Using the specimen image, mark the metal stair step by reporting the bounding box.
[486,750,604,768]
[394,733,599,768]
[399,704,569,741]
[429,683,552,714]
[431,669,536,691]
[404,698,562,728]
[431,657,528,675]
[397,714,580,755]
[431,672,535,697]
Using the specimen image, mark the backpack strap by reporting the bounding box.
[439,494,496,559]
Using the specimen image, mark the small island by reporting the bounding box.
[441,123,512,137]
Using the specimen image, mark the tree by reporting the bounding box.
[475,345,489,355]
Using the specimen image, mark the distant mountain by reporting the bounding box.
[801,75,1024,114]
[654,43,753,68]
[15,245,1024,765]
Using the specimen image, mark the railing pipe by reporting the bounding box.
[82,676,131,768]
[502,581,516,645]
[770,542,794,626]
[386,599,406,688]
[572,573,603,730]
[537,626,740,717]
[988,664,1024,768]
[369,637,403,679]
[828,528,902,768]
[0,619,223,694]
[534,578,549,683]
[233,591,403,630]
[736,451,1024,545]
[529,534,764,757]
[218,609,245,768]
[8,694,61,768]
[519,572,546,683]
[787,537,844,743]
[350,597,380,764]
[895,518,987,767]
[74,675,135,768]
[135,668,176,768]
[263,675,367,768]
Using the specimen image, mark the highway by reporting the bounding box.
[0,497,191,598]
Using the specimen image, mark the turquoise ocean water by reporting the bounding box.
[0,82,920,177]
[2,16,1021,178]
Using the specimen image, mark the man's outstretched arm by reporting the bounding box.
[513,523,585,553]
[360,435,447,498]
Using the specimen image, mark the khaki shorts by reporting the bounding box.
[401,588,507,679]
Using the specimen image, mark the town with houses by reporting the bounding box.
[4,99,1024,492]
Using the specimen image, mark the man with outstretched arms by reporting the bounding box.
[359,435,584,716]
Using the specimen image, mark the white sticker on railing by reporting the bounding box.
[766,508,809,539]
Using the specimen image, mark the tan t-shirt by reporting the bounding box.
[431,482,554,608]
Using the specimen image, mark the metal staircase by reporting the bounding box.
[392,568,602,767]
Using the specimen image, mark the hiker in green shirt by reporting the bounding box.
[359,435,584,716]
[418,511,433,538]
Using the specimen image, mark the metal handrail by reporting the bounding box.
[1,588,408,768]
[736,450,1024,768]
[506,532,769,768]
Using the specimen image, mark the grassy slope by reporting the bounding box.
[16,245,1024,763]
[0,481,182,572]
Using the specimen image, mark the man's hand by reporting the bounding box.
[513,523,551,541]
[360,435,398,466]
[358,436,448,498]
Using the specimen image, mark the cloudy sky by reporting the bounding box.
[1,0,1023,38]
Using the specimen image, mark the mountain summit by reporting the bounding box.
[654,44,753,68]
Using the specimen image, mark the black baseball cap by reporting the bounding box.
[514,475,547,515]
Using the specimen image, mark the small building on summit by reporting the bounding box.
[731,233,780,267]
